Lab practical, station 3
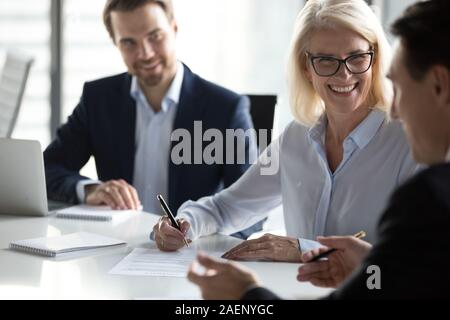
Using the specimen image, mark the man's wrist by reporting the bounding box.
[84,184,98,198]
[75,180,101,203]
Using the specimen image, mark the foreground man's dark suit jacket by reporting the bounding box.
[243,163,450,299]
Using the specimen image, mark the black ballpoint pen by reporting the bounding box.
[309,231,366,262]
[157,194,189,247]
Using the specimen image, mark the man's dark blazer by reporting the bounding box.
[44,64,262,238]
[243,163,450,299]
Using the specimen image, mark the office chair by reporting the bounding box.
[0,51,34,138]
[235,94,277,239]
[246,94,277,153]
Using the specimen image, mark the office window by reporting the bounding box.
[63,0,123,121]
[376,0,417,40]
[174,0,303,132]
[0,0,51,147]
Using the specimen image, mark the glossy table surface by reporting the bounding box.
[0,211,333,299]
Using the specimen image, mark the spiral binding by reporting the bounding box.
[56,213,111,221]
[9,243,56,257]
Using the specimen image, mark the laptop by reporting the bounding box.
[0,138,52,216]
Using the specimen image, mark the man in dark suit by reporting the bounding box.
[44,0,261,239]
[187,0,450,299]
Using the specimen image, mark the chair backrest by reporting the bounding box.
[246,94,277,153]
[0,52,34,138]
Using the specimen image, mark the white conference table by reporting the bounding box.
[0,210,333,300]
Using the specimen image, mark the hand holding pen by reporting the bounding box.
[297,231,372,288]
[308,231,366,262]
[153,194,191,251]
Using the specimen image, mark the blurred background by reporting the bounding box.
[0,0,417,146]
[0,0,417,230]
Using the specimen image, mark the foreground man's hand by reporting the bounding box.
[297,236,372,288]
[188,252,261,300]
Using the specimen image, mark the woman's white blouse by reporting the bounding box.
[177,110,419,246]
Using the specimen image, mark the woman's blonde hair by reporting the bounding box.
[287,0,392,127]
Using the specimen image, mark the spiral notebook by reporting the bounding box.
[55,205,140,223]
[9,232,126,257]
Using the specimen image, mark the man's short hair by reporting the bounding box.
[391,0,450,80]
[103,0,174,40]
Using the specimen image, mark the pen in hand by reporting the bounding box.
[157,194,189,247]
[308,230,366,262]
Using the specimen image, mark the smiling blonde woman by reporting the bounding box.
[288,0,392,126]
[152,0,420,262]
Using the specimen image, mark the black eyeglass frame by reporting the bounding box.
[306,51,375,77]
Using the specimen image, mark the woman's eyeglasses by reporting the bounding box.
[306,51,374,77]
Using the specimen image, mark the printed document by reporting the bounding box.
[109,247,223,277]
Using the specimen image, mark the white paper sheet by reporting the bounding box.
[108,247,223,277]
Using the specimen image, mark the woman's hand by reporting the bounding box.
[222,234,302,262]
